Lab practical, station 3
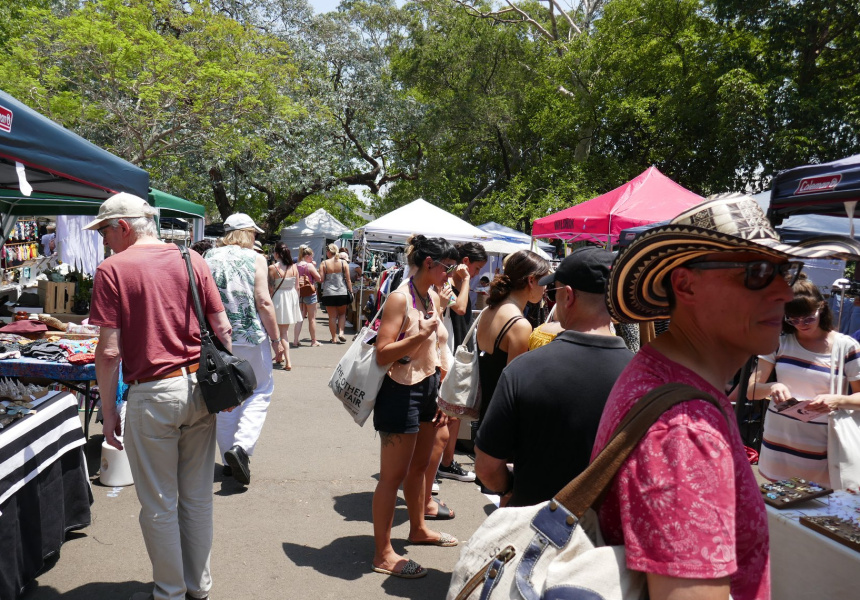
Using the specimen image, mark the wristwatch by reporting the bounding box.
[270,337,280,344]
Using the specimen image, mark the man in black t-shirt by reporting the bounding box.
[474,247,633,507]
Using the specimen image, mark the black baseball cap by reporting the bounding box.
[538,246,613,293]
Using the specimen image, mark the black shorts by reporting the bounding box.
[373,369,441,434]
[321,294,350,307]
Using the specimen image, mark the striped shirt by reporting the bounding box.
[758,333,860,486]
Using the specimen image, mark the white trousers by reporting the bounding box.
[216,342,274,460]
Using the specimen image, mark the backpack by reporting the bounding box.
[298,263,316,297]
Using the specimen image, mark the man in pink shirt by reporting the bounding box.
[597,194,860,600]
[88,193,232,600]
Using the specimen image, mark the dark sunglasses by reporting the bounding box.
[544,285,566,303]
[686,259,804,291]
[433,261,458,275]
[96,225,111,238]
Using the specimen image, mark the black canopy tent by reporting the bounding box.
[0,89,150,242]
[768,154,860,223]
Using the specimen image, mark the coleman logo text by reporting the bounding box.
[795,174,842,195]
[0,105,12,133]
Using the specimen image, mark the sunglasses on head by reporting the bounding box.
[686,259,804,291]
[785,308,821,327]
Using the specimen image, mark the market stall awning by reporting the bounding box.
[355,198,491,244]
[769,154,860,221]
[531,167,703,245]
[0,90,148,200]
[0,187,204,220]
[148,188,205,219]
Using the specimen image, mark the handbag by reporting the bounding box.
[828,336,860,489]
[298,263,315,297]
[179,246,257,414]
[447,383,728,600]
[327,292,406,426]
[437,311,482,421]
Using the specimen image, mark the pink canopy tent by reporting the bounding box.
[531,166,703,245]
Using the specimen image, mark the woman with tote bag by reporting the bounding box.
[371,235,459,579]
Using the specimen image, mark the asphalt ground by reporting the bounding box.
[21,316,495,600]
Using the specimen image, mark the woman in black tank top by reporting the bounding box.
[475,250,551,422]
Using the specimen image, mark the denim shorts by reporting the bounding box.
[300,293,317,305]
[373,369,441,434]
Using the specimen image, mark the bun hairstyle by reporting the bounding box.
[298,244,313,258]
[274,242,294,266]
[486,250,551,308]
[405,234,458,268]
[456,242,488,264]
[327,243,338,256]
[783,275,832,333]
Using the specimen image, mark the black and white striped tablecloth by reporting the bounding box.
[0,391,86,512]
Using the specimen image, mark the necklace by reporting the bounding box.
[409,277,431,312]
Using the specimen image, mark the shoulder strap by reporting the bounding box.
[554,383,728,518]
[494,315,525,352]
[178,245,212,344]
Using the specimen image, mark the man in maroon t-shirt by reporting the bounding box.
[87,192,232,600]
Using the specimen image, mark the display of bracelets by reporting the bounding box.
[800,516,860,552]
[760,477,833,508]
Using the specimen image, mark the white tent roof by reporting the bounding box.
[280,208,350,240]
[482,238,550,259]
[356,199,492,243]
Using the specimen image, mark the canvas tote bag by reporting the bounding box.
[827,336,860,489]
[328,291,406,426]
[437,311,482,421]
[447,384,728,600]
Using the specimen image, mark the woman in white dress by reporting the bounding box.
[268,242,302,370]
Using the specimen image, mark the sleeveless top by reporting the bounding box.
[387,287,446,386]
[205,246,265,345]
[528,323,559,350]
[478,315,525,419]
[322,259,348,296]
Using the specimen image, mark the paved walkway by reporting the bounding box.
[22,319,494,600]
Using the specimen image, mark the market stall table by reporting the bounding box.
[0,390,92,599]
[767,491,860,599]
[0,357,97,438]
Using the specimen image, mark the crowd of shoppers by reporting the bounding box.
[87,189,860,599]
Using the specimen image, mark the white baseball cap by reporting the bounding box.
[224,213,264,233]
[83,192,158,230]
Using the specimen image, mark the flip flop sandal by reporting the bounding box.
[407,532,458,547]
[372,559,427,579]
[310,341,322,347]
[424,498,455,520]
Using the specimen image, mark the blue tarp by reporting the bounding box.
[769,154,860,220]
[0,89,149,201]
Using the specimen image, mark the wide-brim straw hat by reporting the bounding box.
[608,193,860,323]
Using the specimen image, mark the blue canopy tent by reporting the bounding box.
[769,154,860,223]
[478,221,555,255]
[0,90,150,243]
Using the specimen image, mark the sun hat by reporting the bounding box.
[538,247,613,294]
[253,240,264,254]
[223,213,264,233]
[82,192,158,230]
[608,193,860,323]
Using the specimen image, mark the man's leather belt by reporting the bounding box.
[132,363,200,385]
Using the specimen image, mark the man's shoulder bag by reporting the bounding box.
[447,383,728,600]
[179,246,257,414]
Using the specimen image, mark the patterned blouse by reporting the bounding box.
[205,246,265,346]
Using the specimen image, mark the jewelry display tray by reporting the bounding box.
[760,478,834,509]
[800,516,860,554]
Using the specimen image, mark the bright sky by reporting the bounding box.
[308,0,343,13]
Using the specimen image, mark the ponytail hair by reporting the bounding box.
[486,250,550,308]
[406,234,458,268]
[274,242,294,266]
[456,242,488,264]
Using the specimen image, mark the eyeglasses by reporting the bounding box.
[544,285,566,303]
[686,259,804,291]
[433,261,458,275]
[785,309,822,327]
[96,225,111,238]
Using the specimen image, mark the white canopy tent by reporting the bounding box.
[279,208,350,262]
[354,198,492,244]
[478,221,554,255]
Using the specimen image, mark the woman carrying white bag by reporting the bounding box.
[371,235,460,579]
